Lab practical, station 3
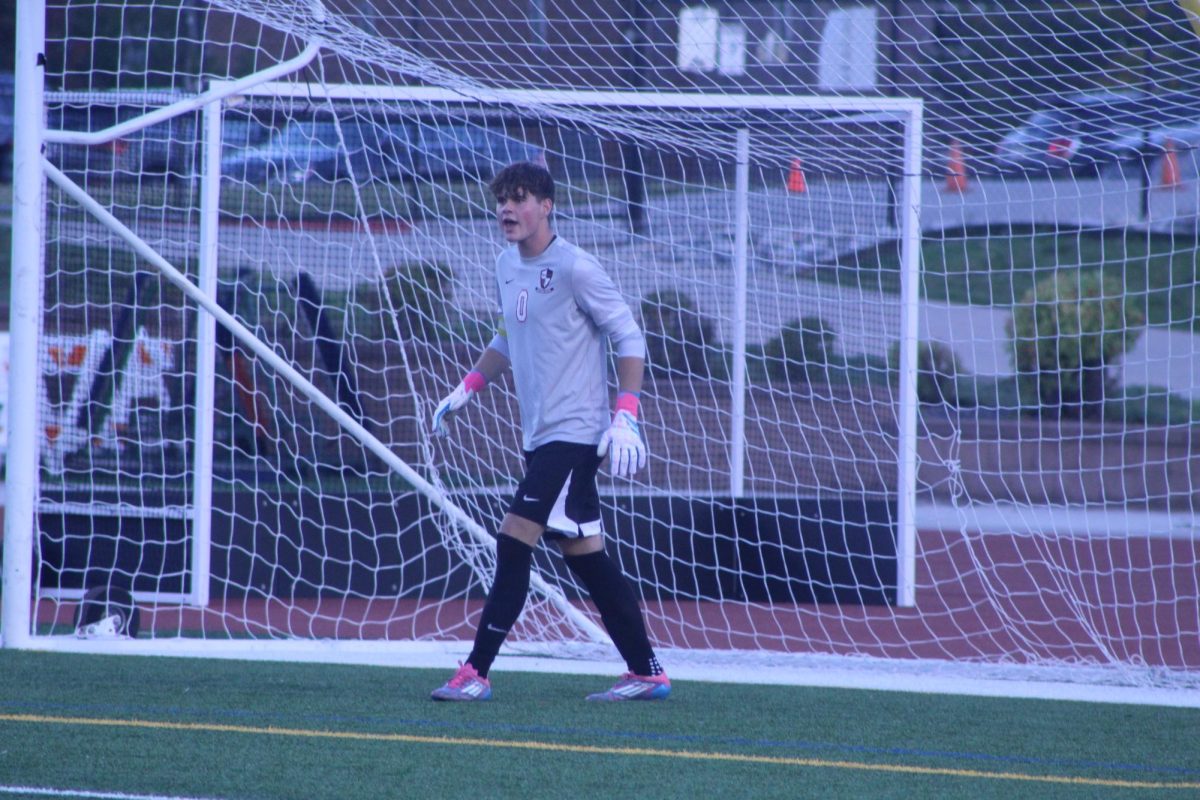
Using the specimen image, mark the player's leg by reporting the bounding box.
[559,537,670,701]
[431,444,573,701]
[463,514,541,671]
[546,446,669,701]
[430,515,540,701]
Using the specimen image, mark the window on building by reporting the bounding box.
[678,5,719,73]
[718,22,746,76]
[678,5,748,76]
[818,6,878,90]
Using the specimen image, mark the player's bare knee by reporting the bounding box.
[499,513,544,547]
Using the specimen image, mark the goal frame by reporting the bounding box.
[2,7,923,677]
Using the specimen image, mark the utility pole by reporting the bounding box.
[622,0,647,235]
[181,0,204,92]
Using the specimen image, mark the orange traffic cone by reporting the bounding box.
[786,158,806,193]
[1160,138,1182,189]
[944,140,968,193]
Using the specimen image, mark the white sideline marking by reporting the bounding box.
[15,636,1199,708]
[0,786,229,800]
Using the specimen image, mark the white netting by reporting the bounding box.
[12,0,1200,695]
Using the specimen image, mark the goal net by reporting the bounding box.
[6,0,1199,701]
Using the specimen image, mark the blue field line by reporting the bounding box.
[2,697,1197,779]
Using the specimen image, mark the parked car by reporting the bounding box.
[991,90,1200,177]
[221,116,541,184]
[404,121,542,180]
[134,115,200,178]
[219,116,274,159]
[220,117,408,185]
[991,91,1150,176]
[44,96,204,180]
[44,104,123,177]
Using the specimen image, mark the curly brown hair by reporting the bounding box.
[488,161,555,204]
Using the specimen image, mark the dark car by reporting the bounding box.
[222,116,540,184]
[135,115,200,177]
[43,100,197,180]
[1142,91,1200,159]
[992,90,1200,177]
[220,116,274,159]
[42,90,208,180]
[992,91,1152,176]
[220,117,408,185]
[402,121,542,180]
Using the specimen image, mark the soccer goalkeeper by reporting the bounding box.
[429,160,668,702]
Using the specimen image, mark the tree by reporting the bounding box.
[44,0,205,91]
[1,3,15,72]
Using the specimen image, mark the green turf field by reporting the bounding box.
[0,650,1196,799]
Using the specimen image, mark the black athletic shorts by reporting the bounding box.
[507,441,604,538]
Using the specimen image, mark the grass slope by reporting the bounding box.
[826,225,1200,331]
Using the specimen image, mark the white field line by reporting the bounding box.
[0,787,230,800]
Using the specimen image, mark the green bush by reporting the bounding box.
[640,290,717,378]
[888,339,967,406]
[381,260,454,343]
[762,316,837,383]
[1007,268,1145,418]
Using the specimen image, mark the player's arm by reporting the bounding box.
[573,257,649,478]
[615,354,644,397]
[468,338,511,384]
[431,332,511,437]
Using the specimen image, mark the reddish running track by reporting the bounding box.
[36,529,1200,672]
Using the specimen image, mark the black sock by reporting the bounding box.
[565,549,662,677]
[466,534,534,678]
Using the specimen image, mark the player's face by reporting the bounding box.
[496,188,553,256]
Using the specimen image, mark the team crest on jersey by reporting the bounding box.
[536,268,555,293]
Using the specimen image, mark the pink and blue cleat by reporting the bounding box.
[586,672,671,701]
[430,662,492,701]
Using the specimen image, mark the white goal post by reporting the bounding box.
[4,34,922,667]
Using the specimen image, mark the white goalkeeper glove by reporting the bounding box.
[597,404,647,479]
[432,371,486,437]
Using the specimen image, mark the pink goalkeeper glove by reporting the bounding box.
[432,371,486,437]
[597,392,647,478]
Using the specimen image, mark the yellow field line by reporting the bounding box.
[2,713,1197,791]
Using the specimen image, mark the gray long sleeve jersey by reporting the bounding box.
[489,236,645,452]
